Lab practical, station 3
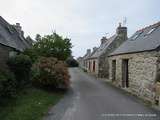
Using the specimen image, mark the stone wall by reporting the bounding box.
[98,34,127,78]
[87,58,99,75]
[109,51,159,102]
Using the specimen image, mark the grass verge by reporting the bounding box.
[0,87,64,120]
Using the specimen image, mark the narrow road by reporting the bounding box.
[44,68,160,120]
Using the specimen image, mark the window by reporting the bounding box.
[7,26,14,34]
[131,31,143,40]
[132,34,139,40]
[9,51,17,58]
[146,27,156,35]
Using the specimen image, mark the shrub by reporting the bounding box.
[0,71,16,100]
[32,57,70,89]
[23,48,38,63]
[66,58,79,67]
[7,54,32,88]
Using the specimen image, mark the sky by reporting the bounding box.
[0,0,160,58]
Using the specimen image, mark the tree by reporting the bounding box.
[29,33,72,61]
[66,56,79,67]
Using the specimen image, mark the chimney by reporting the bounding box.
[101,36,107,45]
[15,23,24,37]
[16,23,21,30]
[87,49,91,54]
[116,22,127,38]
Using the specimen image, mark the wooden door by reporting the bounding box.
[122,59,129,88]
[93,61,96,72]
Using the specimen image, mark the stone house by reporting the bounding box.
[0,16,32,71]
[108,22,160,103]
[86,47,98,73]
[77,49,92,70]
[83,49,92,70]
[87,24,127,78]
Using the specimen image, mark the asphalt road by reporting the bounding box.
[44,68,160,120]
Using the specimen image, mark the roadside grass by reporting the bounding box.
[0,87,64,120]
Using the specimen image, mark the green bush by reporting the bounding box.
[32,57,70,89]
[66,58,79,67]
[23,48,38,63]
[7,54,32,88]
[0,71,16,100]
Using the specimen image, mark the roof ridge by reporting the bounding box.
[137,21,160,32]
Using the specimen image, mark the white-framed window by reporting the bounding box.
[146,27,157,35]
[131,31,143,40]
[9,51,17,58]
[132,34,139,40]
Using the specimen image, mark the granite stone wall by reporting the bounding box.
[87,58,99,76]
[109,51,159,102]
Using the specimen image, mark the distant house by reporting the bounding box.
[77,57,83,68]
[86,47,98,73]
[87,24,127,78]
[108,22,160,103]
[0,16,32,71]
[82,49,92,70]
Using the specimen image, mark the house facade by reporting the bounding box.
[79,49,92,70]
[87,23,127,78]
[0,16,32,71]
[109,22,160,104]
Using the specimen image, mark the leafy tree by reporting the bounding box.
[33,33,72,61]
[66,56,79,67]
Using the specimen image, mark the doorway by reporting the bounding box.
[89,61,91,71]
[93,61,96,72]
[122,59,129,88]
[112,60,116,81]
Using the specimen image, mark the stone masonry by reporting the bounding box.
[109,51,160,102]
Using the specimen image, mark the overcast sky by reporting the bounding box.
[0,0,160,58]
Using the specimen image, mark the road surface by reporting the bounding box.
[44,68,160,120]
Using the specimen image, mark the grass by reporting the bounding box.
[0,88,64,120]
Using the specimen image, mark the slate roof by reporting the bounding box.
[89,35,117,59]
[83,52,91,60]
[110,22,160,56]
[0,16,30,51]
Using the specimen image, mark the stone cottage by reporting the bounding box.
[87,23,127,78]
[0,16,32,71]
[79,49,92,70]
[108,22,160,103]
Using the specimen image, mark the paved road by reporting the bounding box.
[44,68,160,120]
